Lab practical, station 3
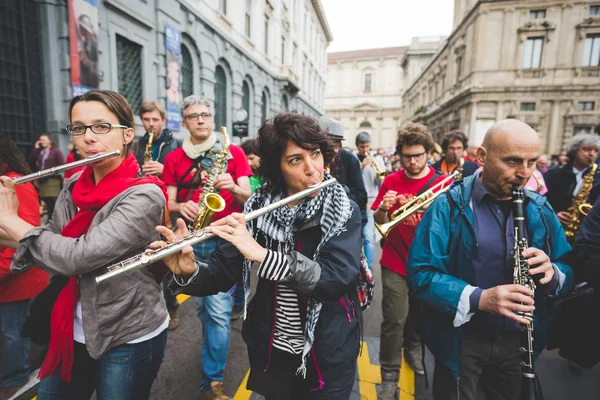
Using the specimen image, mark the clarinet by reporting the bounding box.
[512,185,542,400]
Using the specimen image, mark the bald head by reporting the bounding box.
[482,119,540,152]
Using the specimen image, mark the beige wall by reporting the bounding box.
[403,0,600,154]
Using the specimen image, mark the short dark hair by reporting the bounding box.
[241,138,259,156]
[139,100,166,120]
[355,131,371,146]
[396,123,434,154]
[257,113,336,192]
[441,130,468,153]
[69,90,136,153]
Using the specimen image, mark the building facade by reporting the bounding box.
[401,0,600,154]
[325,47,407,150]
[2,0,331,152]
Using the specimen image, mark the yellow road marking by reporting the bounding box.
[233,369,252,400]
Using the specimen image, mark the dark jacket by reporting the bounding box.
[331,149,367,213]
[407,174,574,378]
[134,129,181,166]
[432,157,479,178]
[170,201,363,390]
[28,146,65,172]
[544,164,600,213]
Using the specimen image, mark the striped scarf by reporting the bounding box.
[242,172,352,378]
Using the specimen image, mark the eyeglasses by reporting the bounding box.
[400,152,426,161]
[66,123,129,136]
[185,112,212,121]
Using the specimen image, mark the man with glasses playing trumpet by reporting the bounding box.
[372,123,451,399]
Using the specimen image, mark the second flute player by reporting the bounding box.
[407,119,574,400]
[156,114,363,400]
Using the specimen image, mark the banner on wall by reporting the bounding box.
[68,0,100,97]
[165,23,182,131]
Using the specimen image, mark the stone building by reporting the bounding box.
[1,0,331,152]
[401,0,600,154]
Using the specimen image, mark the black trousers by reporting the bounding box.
[433,331,522,400]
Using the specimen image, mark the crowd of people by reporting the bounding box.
[0,88,599,400]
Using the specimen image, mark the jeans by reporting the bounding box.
[37,329,167,400]
[432,331,522,400]
[361,210,376,268]
[233,281,244,308]
[192,238,234,392]
[0,299,32,387]
[379,268,410,373]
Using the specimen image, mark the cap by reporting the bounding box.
[318,116,344,141]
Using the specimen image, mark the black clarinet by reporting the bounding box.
[512,185,542,400]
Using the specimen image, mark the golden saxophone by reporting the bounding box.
[143,130,154,165]
[189,127,230,232]
[564,162,597,243]
[455,157,465,180]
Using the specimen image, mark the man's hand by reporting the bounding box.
[180,200,200,222]
[479,284,535,325]
[214,173,238,195]
[360,155,374,170]
[151,219,196,276]
[379,190,401,211]
[556,211,572,226]
[141,161,164,177]
[522,247,555,285]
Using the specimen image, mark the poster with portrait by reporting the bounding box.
[68,0,100,97]
[165,23,182,131]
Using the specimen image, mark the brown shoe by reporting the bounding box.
[199,382,231,400]
[168,310,180,330]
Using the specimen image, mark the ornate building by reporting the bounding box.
[401,0,600,154]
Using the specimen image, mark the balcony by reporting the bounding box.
[581,67,600,78]
[521,69,544,79]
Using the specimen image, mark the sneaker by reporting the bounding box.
[199,382,231,400]
[168,310,180,331]
[404,348,425,376]
[231,304,244,320]
[378,369,399,400]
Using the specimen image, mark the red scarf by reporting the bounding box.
[38,154,167,383]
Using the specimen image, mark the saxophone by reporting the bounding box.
[455,157,465,180]
[189,127,229,232]
[564,162,597,243]
[143,130,154,165]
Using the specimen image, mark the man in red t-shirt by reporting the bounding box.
[162,95,251,400]
[372,123,449,399]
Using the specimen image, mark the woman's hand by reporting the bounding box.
[207,213,266,263]
[150,218,196,276]
[0,176,20,224]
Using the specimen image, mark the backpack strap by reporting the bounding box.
[417,171,443,196]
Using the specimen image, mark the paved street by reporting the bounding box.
[3,245,600,399]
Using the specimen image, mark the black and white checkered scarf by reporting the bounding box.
[242,172,352,378]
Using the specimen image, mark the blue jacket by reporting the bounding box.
[407,174,574,378]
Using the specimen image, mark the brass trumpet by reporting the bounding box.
[371,158,388,180]
[376,170,458,238]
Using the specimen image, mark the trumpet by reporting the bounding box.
[95,178,338,284]
[13,150,121,185]
[371,157,388,180]
[376,170,458,238]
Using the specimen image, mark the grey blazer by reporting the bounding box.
[11,174,168,359]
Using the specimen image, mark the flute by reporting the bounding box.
[96,178,337,284]
[13,150,121,185]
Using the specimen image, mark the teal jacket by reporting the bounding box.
[406,174,574,378]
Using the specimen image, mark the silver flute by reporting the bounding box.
[13,150,121,185]
[95,177,337,284]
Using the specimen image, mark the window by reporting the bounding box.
[281,36,286,64]
[241,81,250,121]
[219,0,227,14]
[590,5,600,15]
[582,34,600,67]
[364,73,372,91]
[456,54,464,80]
[304,8,308,42]
[214,66,227,130]
[523,37,543,69]
[181,45,194,98]
[116,35,143,113]
[281,95,289,111]
[359,120,372,128]
[245,0,251,38]
[529,9,546,19]
[520,102,536,111]
[578,101,595,111]
[264,15,269,54]
[292,43,298,70]
[261,90,269,122]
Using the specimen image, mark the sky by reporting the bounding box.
[320,0,455,52]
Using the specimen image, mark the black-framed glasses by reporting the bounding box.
[400,152,426,161]
[185,112,212,121]
[66,123,129,136]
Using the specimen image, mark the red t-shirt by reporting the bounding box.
[372,166,450,276]
[1,172,48,302]
[162,145,252,222]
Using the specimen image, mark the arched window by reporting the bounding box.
[242,81,250,122]
[181,44,194,98]
[281,95,289,111]
[214,66,227,130]
[359,120,372,128]
[261,90,269,123]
